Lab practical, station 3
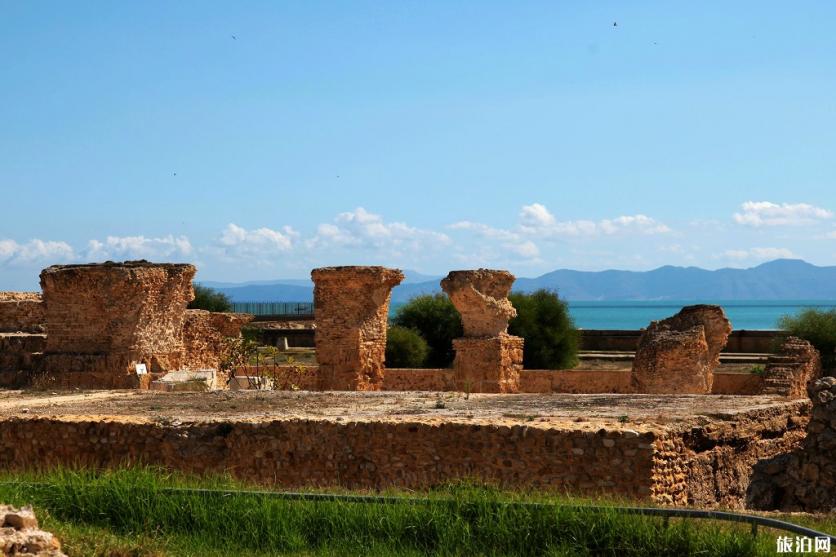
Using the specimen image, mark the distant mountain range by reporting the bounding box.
[203,259,836,303]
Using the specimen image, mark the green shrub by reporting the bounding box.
[385,326,430,368]
[508,289,579,369]
[778,308,836,369]
[189,284,233,312]
[392,294,462,367]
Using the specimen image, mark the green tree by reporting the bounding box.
[385,326,430,368]
[508,289,579,369]
[189,284,233,312]
[778,308,836,369]
[392,294,462,368]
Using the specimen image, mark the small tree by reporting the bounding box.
[392,294,462,368]
[189,284,233,312]
[385,326,430,368]
[778,308,836,369]
[509,289,579,369]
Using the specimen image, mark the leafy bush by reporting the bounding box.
[778,308,836,369]
[385,326,430,368]
[392,294,462,367]
[509,289,579,369]
[189,284,233,312]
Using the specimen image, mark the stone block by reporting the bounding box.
[452,334,523,393]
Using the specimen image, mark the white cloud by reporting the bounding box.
[733,201,832,227]
[214,224,297,262]
[721,247,795,261]
[505,240,540,259]
[309,207,450,252]
[0,238,75,266]
[826,230,836,239]
[87,235,192,261]
[453,203,670,242]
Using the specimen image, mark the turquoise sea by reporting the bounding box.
[565,300,836,330]
[387,300,836,330]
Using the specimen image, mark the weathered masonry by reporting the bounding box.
[441,269,524,393]
[312,266,404,390]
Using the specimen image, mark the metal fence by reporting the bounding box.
[231,302,314,316]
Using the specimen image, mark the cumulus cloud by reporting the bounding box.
[308,207,450,252]
[452,203,670,244]
[87,235,192,261]
[722,247,795,261]
[733,201,832,227]
[214,224,298,261]
[0,238,75,266]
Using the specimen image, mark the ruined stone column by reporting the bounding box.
[312,266,404,391]
[39,261,196,388]
[441,269,523,393]
[630,305,732,394]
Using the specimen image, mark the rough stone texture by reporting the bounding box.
[441,269,524,393]
[312,266,404,391]
[440,269,517,337]
[0,334,45,383]
[0,504,66,556]
[0,292,44,333]
[181,310,254,371]
[0,391,806,509]
[39,261,196,381]
[761,336,822,398]
[631,305,732,394]
[748,377,836,512]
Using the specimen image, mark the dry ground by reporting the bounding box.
[0,389,802,433]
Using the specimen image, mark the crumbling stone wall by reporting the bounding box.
[0,504,66,556]
[631,305,732,394]
[748,377,836,511]
[39,261,195,384]
[312,266,404,390]
[441,269,523,393]
[0,292,44,333]
[761,336,822,398]
[181,310,254,371]
[0,400,805,508]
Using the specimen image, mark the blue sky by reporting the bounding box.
[2,2,836,289]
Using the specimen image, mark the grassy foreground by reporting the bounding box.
[0,468,831,556]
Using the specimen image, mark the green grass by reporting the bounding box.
[0,467,831,556]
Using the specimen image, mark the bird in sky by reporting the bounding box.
[231,35,237,40]
[613,22,617,27]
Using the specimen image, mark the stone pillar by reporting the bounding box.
[39,261,196,388]
[441,269,523,393]
[312,266,404,391]
[630,305,732,394]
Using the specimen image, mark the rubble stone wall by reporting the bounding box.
[40,261,196,379]
[181,310,254,370]
[631,305,732,394]
[761,337,822,398]
[0,504,66,556]
[0,292,44,333]
[0,402,805,508]
[748,377,836,511]
[312,266,404,390]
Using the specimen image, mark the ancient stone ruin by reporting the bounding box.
[761,336,822,398]
[181,309,254,371]
[441,269,523,393]
[40,261,196,388]
[748,377,836,511]
[312,266,404,390]
[0,504,66,556]
[0,292,46,386]
[631,305,732,394]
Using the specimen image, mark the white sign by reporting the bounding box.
[135,363,148,375]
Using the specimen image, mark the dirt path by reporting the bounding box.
[0,390,139,411]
